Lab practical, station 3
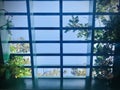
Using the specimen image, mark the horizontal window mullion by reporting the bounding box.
[36,66,90,68]
[94,27,112,29]
[9,27,93,30]
[5,13,27,15]
[31,41,91,43]
[9,41,29,43]
[10,53,31,56]
[33,41,60,43]
[35,66,60,68]
[9,27,29,30]
[33,13,93,15]
[35,53,91,56]
[63,27,92,29]
[95,12,120,15]
[93,54,116,56]
[33,27,60,30]
[94,41,120,43]
[33,13,59,15]
[92,66,113,68]
[63,40,91,43]
[63,12,93,15]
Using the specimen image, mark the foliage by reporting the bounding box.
[65,15,90,40]
[0,56,31,79]
[37,69,60,77]
[94,56,113,66]
[10,43,30,53]
[94,15,120,79]
[96,0,119,12]
[71,68,86,76]
[103,15,120,41]
[94,43,114,54]
[94,2,120,78]
[0,9,13,35]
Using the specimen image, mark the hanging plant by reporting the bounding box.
[0,9,13,35]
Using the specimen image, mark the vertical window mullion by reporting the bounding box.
[26,0,35,80]
[90,0,96,79]
[60,0,63,78]
[60,0,63,89]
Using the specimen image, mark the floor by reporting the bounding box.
[0,78,119,90]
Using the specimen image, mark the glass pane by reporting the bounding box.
[63,68,89,78]
[37,68,60,78]
[63,30,91,41]
[34,56,60,66]
[94,43,115,54]
[12,16,28,27]
[63,15,90,27]
[34,30,59,41]
[9,30,29,41]
[92,68,113,79]
[63,1,90,12]
[93,56,113,66]
[32,1,59,12]
[23,56,31,66]
[33,16,59,27]
[4,1,26,12]
[96,0,119,12]
[63,56,90,66]
[10,43,30,54]
[63,43,90,53]
[33,43,60,53]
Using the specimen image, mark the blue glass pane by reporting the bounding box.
[34,30,59,41]
[12,16,28,27]
[4,1,27,12]
[10,30,29,41]
[33,16,59,27]
[63,56,90,66]
[63,1,90,12]
[63,43,90,53]
[32,1,59,12]
[34,56,60,66]
[33,43,60,53]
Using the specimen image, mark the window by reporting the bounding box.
[4,0,120,80]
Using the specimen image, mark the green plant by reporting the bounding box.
[96,0,119,12]
[0,56,31,79]
[0,9,13,35]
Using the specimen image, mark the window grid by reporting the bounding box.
[5,0,120,80]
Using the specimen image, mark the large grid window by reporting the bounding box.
[3,0,120,80]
